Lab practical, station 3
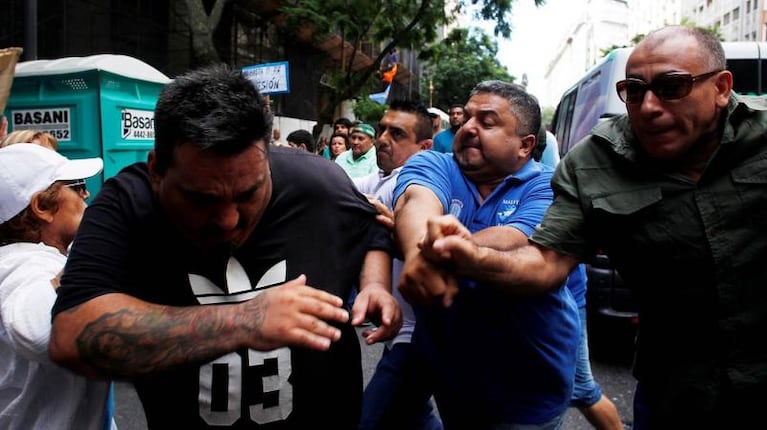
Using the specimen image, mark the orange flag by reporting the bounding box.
[382,63,398,84]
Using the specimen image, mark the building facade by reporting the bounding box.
[538,0,767,109]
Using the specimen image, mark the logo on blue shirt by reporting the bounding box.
[449,199,463,218]
[497,199,519,223]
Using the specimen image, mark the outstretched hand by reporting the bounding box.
[242,274,349,352]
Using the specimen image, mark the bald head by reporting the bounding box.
[623,25,733,168]
[637,26,725,72]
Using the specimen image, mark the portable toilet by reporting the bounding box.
[4,54,170,198]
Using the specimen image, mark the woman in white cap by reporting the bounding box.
[0,143,115,429]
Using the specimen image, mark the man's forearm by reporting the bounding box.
[472,225,529,251]
[51,294,252,379]
[455,243,577,295]
[359,249,392,293]
[394,185,443,259]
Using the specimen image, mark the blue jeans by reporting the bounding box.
[570,306,603,408]
[437,404,565,430]
[360,342,443,430]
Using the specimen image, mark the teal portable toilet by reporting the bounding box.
[4,54,170,199]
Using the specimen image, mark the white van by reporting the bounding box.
[552,42,767,157]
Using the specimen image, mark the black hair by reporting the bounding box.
[470,80,541,138]
[333,117,353,128]
[387,99,434,142]
[286,129,316,153]
[153,63,273,174]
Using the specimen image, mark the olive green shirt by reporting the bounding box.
[531,93,767,414]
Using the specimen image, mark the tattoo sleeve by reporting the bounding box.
[73,298,266,378]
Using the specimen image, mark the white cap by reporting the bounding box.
[0,143,103,223]
[427,107,448,122]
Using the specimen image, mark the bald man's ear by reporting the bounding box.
[520,134,536,156]
[714,70,733,109]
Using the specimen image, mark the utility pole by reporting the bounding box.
[428,77,434,107]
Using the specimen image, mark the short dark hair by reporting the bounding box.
[470,80,541,138]
[153,64,273,174]
[333,117,353,128]
[387,99,433,142]
[286,129,316,153]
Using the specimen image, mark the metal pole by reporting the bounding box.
[429,77,434,107]
[24,0,38,60]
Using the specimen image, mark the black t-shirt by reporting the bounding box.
[54,147,390,429]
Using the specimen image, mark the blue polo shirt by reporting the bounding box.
[393,151,579,425]
[431,128,455,153]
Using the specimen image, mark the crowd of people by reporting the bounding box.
[1,24,766,430]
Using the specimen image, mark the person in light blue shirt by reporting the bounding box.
[540,130,560,168]
[431,104,465,153]
[393,81,578,429]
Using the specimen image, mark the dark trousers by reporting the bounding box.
[359,342,443,430]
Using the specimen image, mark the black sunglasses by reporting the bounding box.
[615,70,722,104]
[62,179,88,194]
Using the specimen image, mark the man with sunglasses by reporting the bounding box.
[407,25,767,429]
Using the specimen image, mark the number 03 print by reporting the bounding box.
[198,348,293,426]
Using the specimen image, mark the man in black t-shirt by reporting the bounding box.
[49,64,401,429]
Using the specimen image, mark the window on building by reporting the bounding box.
[707,0,713,6]
[747,1,751,12]
[734,7,740,19]
[724,12,731,24]
[699,5,704,13]
[755,0,759,11]
[753,31,758,40]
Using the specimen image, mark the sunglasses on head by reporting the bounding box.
[615,70,722,104]
[62,179,88,194]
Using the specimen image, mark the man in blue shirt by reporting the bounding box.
[393,81,578,429]
[431,104,465,153]
[413,27,767,429]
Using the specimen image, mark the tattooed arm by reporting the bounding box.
[49,274,349,379]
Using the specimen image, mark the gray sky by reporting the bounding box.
[497,0,583,98]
